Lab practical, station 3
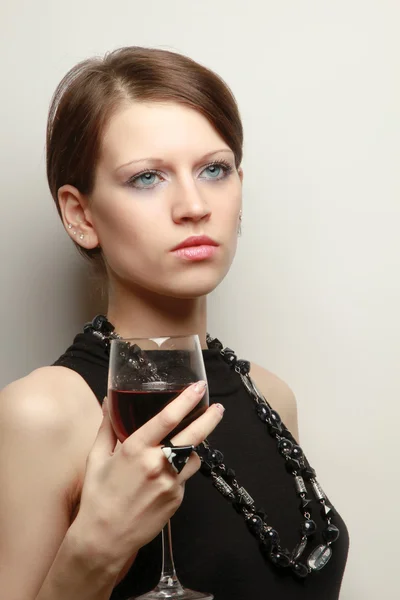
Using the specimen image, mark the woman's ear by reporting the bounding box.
[238,167,244,183]
[58,185,99,249]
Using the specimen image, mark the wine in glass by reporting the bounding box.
[108,334,213,600]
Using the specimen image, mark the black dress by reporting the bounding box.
[54,330,349,600]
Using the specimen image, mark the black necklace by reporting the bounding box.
[84,315,340,579]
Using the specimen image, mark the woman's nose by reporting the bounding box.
[171,181,211,224]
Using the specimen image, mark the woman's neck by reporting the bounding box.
[106,281,208,348]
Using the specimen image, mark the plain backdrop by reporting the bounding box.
[1,1,399,598]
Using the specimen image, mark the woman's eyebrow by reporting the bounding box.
[114,148,233,173]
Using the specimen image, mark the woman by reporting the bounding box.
[0,47,348,599]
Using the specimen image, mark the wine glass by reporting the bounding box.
[108,334,213,600]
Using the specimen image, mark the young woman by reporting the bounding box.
[0,47,349,599]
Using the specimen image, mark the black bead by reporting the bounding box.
[270,550,291,568]
[256,508,268,522]
[260,538,272,555]
[93,314,115,333]
[281,427,296,443]
[302,466,317,481]
[232,501,242,513]
[322,524,340,543]
[207,337,223,350]
[269,411,283,434]
[208,449,224,467]
[90,314,105,331]
[199,462,212,476]
[291,562,309,578]
[223,352,237,366]
[301,519,317,537]
[236,359,251,375]
[291,445,304,460]
[196,446,214,473]
[247,515,264,535]
[223,347,235,355]
[263,528,280,548]
[297,456,306,470]
[285,457,301,474]
[270,423,283,435]
[278,438,293,456]
[128,344,142,358]
[195,444,208,459]
[217,464,227,475]
[256,403,271,422]
[285,459,295,474]
[270,410,282,426]
[225,468,236,482]
[222,348,237,365]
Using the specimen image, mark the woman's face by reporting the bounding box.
[89,101,242,299]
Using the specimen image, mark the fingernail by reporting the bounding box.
[215,403,225,415]
[194,380,207,393]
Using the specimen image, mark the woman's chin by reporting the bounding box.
[156,270,228,300]
[118,260,233,300]
[162,282,219,300]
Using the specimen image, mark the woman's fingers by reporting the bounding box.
[171,404,224,481]
[89,397,118,462]
[135,381,208,447]
[172,403,225,448]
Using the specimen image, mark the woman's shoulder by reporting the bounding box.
[0,365,102,445]
[249,362,299,440]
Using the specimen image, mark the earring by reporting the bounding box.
[67,223,85,241]
[238,210,242,237]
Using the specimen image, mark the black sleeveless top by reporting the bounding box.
[54,331,349,599]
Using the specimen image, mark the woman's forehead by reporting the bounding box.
[99,101,230,172]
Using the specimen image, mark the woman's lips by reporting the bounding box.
[171,235,219,261]
[172,245,218,261]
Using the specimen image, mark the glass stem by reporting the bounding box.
[156,520,184,591]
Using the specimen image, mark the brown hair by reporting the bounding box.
[46,46,243,264]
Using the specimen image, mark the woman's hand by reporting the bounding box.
[71,382,224,572]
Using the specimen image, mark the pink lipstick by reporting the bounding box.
[171,235,219,261]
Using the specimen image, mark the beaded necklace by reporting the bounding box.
[85,315,340,579]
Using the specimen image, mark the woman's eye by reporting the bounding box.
[127,162,232,188]
[200,162,232,180]
[127,171,163,189]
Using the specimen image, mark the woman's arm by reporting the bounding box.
[0,367,117,599]
[35,526,120,600]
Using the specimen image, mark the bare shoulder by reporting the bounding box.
[0,365,101,433]
[0,368,103,594]
[0,366,102,500]
[249,362,299,441]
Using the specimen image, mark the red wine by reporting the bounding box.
[109,386,208,442]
